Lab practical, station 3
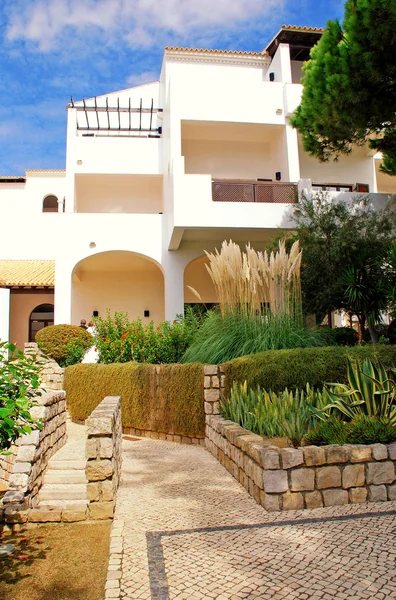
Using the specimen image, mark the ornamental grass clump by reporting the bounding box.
[183,239,322,363]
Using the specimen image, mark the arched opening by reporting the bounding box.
[29,303,54,341]
[42,195,58,213]
[184,256,217,314]
[71,251,164,324]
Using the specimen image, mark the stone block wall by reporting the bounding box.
[85,396,122,520]
[24,342,65,391]
[0,444,18,487]
[1,390,67,520]
[206,413,396,511]
[122,426,205,446]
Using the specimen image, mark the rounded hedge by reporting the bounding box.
[36,324,93,362]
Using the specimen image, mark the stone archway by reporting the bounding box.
[71,251,164,324]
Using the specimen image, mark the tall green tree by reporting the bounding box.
[291,0,396,175]
[293,194,396,342]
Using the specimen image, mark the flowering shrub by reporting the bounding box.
[93,310,200,364]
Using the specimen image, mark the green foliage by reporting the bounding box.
[305,415,396,445]
[222,381,326,446]
[222,344,396,397]
[0,341,42,451]
[293,194,396,337]
[320,358,396,424]
[182,309,323,365]
[290,0,396,174]
[304,417,348,446]
[59,340,88,368]
[319,326,359,347]
[36,324,93,365]
[93,310,200,364]
[347,415,396,444]
[64,361,205,438]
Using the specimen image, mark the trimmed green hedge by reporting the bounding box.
[64,362,205,438]
[223,345,396,397]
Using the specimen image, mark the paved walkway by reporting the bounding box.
[108,437,396,600]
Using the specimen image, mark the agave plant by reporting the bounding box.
[321,358,396,425]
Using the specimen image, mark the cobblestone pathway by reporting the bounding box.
[107,437,396,600]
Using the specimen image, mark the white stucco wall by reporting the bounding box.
[298,137,376,191]
[75,174,163,213]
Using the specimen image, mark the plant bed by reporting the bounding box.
[206,414,396,512]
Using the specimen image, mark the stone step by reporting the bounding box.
[39,483,87,501]
[39,499,89,509]
[48,459,86,470]
[44,469,87,484]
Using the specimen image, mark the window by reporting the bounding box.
[43,195,58,213]
[29,303,54,341]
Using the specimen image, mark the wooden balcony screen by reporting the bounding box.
[212,180,298,204]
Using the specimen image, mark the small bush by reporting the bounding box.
[304,417,348,446]
[64,361,205,437]
[319,326,359,347]
[347,415,396,444]
[36,325,93,365]
[223,345,396,397]
[304,415,396,446]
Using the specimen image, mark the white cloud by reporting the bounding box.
[5,0,284,50]
[126,71,158,86]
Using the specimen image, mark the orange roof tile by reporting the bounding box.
[165,47,266,57]
[0,260,55,287]
[280,25,325,33]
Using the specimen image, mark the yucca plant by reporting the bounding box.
[221,381,327,446]
[320,358,396,425]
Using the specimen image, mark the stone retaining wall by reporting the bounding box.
[1,390,67,522]
[203,366,396,511]
[86,396,122,520]
[0,444,18,487]
[122,426,205,446]
[24,342,65,391]
[206,414,396,511]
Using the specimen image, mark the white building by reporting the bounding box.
[1,25,395,348]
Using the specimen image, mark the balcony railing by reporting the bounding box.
[212,179,298,204]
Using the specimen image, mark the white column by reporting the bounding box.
[285,124,301,183]
[0,288,10,342]
[54,262,72,325]
[164,258,185,321]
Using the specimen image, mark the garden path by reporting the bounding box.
[108,436,396,600]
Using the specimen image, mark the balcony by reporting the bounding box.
[212,179,298,204]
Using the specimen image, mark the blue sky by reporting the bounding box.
[0,0,344,175]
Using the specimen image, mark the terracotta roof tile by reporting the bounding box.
[281,25,325,33]
[0,260,55,287]
[165,47,266,57]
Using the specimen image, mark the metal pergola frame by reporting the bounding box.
[69,97,163,135]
